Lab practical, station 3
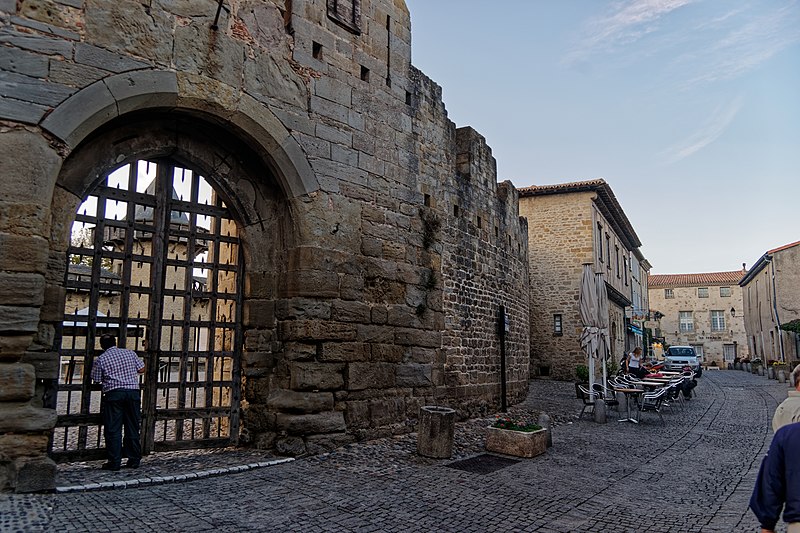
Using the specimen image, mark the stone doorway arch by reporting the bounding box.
[47,109,297,461]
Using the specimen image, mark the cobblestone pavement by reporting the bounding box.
[1,370,790,532]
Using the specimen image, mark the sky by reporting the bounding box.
[404,0,800,274]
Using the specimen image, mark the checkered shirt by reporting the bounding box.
[90,346,144,393]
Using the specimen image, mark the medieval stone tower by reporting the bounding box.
[0,0,530,492]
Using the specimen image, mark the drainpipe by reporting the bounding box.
[768,257,786,362]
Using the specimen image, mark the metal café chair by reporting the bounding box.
[636,387,668,425]
[576,383,596,419]
[592,383,622,416]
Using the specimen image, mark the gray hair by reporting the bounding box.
[791,364,800,387]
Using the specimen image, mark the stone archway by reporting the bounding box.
[47,108,296,460]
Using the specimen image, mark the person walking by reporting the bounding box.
[91,334,145,471]
[750,421,800,533]
[773,364,800,432]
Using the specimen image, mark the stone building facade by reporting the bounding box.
[629,250,651,352]
[740,241,800,363]
[0,0,530,492]
[518,180,646,381]
[648,271,748,367]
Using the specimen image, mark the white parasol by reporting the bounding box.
[579,264,601,399]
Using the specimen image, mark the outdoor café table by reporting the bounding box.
[659,371,681,375]
[614,387,644,423]
[640,380,668,387]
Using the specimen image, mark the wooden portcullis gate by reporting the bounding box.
[51,159,244,462]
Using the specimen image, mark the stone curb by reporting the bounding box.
[54,457,295,493]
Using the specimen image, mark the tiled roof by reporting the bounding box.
[517,179,606,196]
[648,271,745,287]
[739,240,800,286]
[517,178,642,250]
[768,240,800,254]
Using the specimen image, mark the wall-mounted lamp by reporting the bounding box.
[730,307,736,317]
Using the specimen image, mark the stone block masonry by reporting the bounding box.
[0,0,530,492]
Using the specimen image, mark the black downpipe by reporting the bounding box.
[498,305,508,412]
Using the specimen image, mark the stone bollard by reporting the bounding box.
[593,397,607,424]
[778,370,787,383]
[537,413,553,448]
[758,366,764,377]
[417,406,455,459]
[768,367,775,379]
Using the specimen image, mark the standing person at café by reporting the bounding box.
[750,421,800,533]
[91,334,145,471]
[773,364,800,432]
[625,347,645,378]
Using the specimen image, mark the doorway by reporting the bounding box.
[51,159,244,461]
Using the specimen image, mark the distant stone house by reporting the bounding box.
[518,179,648,380]
[648,271,748,367]
[740,241,800,363]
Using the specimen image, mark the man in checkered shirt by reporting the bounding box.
[91,334,145,471]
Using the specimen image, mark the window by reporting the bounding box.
[597,223,603,262]
[623,257,628,286]
[679,311,694,332]
[711,310,725,331]
[665,288,674,299]
[312,41,323,60]
[327,0,361,34]
[698,287,709,298]
[691,344,704,361]
[606,234,611,270]
[615,245,620,278]
[720,286,731,297]
[723,344,736,362]
[553,314,563,336]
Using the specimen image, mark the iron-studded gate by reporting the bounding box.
[52,159,244,462]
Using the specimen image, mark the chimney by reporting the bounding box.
[742,262,746,272]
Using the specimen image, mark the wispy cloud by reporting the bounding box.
[678,3,800,87]
[563,0,696,66]
[564,0,800,88]
[659,95,744,164]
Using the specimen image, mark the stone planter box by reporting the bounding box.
[485,426,548,458]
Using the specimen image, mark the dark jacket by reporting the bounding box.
[750,422,800,530]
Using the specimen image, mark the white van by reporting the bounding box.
[664,346,702,377]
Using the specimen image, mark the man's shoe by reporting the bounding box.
[124,461,140,469]
[100,462,120,471]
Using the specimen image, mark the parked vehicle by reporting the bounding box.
[663,346,702,377]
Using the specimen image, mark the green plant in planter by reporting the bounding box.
[491,416,541,432]
[575,365,590,382]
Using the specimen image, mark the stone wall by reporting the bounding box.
[518,192,593,381]
[741,245,800,362]
[0,0,530,491]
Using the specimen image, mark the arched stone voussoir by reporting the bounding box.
[41,70,179,151]
[42,69,319,200]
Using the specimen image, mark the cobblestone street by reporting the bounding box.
[1,370,789,532]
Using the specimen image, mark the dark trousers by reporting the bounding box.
[102,388,142,467]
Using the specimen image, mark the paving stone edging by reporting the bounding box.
[54,457,295,493]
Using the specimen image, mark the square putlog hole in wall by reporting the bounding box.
[360,65,370,82]
[312,41,323,60]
